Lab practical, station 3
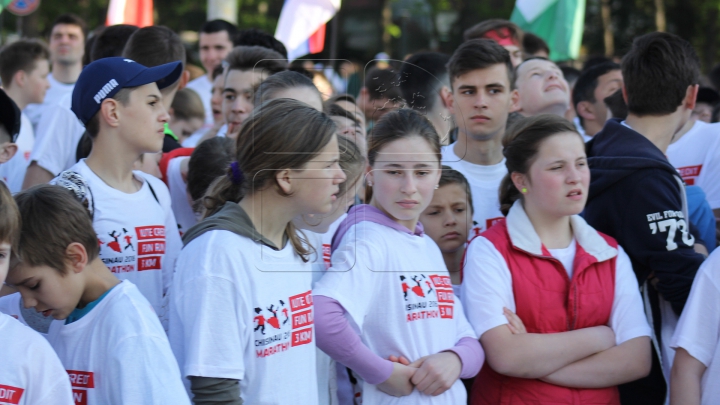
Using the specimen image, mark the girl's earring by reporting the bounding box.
[521,187,528,194]
[368,181,373,187]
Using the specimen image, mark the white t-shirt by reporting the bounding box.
[441,143,506,238]
[24,74,75,132]
[548,239,577,278]
[66,160,182,317]
[47,280,190,405]
[169,230,319,404]
[313,221,477,405]
[186,75,213,126]
[671,248,720,405]
[460,237,651,345]
[0,313,74,405]
[28,94,85,176]
[167,157,197,236]
[667,120,720,209]
[0,113,34,193]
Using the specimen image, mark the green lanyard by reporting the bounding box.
[164,122,178,141]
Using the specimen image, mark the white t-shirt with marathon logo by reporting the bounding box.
[667,120,720,209]
[66,159,182,317]
[441,142,507,237]
[0,313,74,405]
[313,221,477,405]
[46,280,190,405]
[169,230,319,405]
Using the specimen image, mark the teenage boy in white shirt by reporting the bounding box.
[512,58,571,118]
[442,39,516,237]
[0,39,51,192]
[20,16,85,187]
[24,13,85,130]
[58,57,183,322]
[6,184,189,405]
[187,19,237,128]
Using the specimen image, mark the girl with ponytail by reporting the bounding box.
[461,114,651,405]
[168,98,346,404]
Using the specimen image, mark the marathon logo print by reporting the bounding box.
[0,385,24,405]
[254,290,314,358]
[401,274,455,322]
[135,226,165,271]
[67,370,94,405]
[93,79,119,104]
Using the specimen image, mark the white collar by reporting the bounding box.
[506,200,617,262]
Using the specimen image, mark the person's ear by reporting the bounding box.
[0,142,17,163]
[101,98,121,129]
[510,171,528,193]
[510,89,521,113]
[445,87,455,115]
[621,85,629,105]
[576,101,596,122]
[364,164,374,185]
[439,86,453,111]
[13,70,26,88]
[65,242,89,274]
[179,70,190,90]
[275,169,293,194]
[685,84,699,111]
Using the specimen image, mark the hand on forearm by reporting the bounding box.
[482,320,615,379]
[540,336,651,388]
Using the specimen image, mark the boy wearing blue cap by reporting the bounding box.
[57,57,183,326]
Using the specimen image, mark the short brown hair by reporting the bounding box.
[171,88,205,121]
[447,39,514,89]
[0,182,20,252]
[0,39,50,87]
[439,165,473,213]
[13,185,99,273]
[50,13,87,39]
[123,26,187,68]
[622,32,700,116]
[464,19,522,44]
[224,45,287,76]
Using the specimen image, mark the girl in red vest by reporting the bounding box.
[460,115,652,405]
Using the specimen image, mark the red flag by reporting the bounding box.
[107,0,153,27]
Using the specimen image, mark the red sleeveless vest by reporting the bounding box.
[470,219,620,405]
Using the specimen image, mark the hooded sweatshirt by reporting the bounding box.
[584,119,702,316]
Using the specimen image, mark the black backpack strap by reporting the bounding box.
[146,178,160,204]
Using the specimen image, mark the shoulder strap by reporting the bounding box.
[145,179,160,204]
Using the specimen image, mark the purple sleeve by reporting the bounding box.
[314,295,394,384]
[445,337,485,379]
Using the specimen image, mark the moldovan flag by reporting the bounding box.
[510,0,585,61]
[275,0,341,61]
[106,0,153,27]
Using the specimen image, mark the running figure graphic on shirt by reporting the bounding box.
[107,230,122,253]
[400,276,410,300]
[280,300,289,325]
[411,276,426,298]
[123,235,134,251]
[253,307,266,335]
[426,280,434,295]
[266,304,281,329]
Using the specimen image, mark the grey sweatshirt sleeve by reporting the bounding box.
[189,376,243,405]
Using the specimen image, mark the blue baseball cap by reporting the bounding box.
[71,57,183,126]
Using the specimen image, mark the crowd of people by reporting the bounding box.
[0,12,719,405]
